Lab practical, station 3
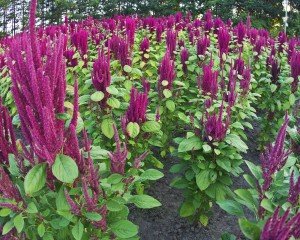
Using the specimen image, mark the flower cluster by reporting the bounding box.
[260,208,300,240]
[290,51,300,93]
[197,36,210,56]
[180,48,189,73]
[261,114,290,191]
[92,50,111,105]
[158,51,176,91]
[200,64,219,97]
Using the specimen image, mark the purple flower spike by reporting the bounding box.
[197,36,210,56]
[200,64,219,97]
[260,207,300,240]
[158,51,176,92]
[180,48,189,74]
[261,114,290,191]
[288,171,300,206]
[108,125,128,175]
[290,51,300,93]
[92,50,111,105]
[218,27,230,60]
[125,88,148,124]
[0,99,17,164]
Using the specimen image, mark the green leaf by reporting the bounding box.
[26,202,38,214]
[260,198,275,212]
[107,174,123,184]
[161,80,169,86]
[178,136,202,152]
[8,154,19,176]
[270,84,277,92]
[107,199,124,212]
[72,221,84,240]
[216,159,231,172]
[38,223,46,237]
[238,218,261,240]
[179,201,195,217]
[141,121,161,133]
[124,65,132,73]
[140,169,164,181]
[163,89,172,98]
[225,134,248,153]
[166,100,175,112]
[56,187,70,211]
[52,154,79,183]
[43,233,54,240]
[24,163,47,195]
[245,161,262,180]
[0,208,11,217]
[217,200,244,217]
[111,220,138,239]
[126,122,140,138]
[2,220,14,235]
[90,91,104,102]
[129,195,161,209]
[289,94,296,105]
[85,212,102,221]
[199,215,209,226]
[107,97,120,108]
[101,118,115,139]
[13,214,24,233]
[202,144,212,153]
[106,86,119,95]
[196,170,212,191]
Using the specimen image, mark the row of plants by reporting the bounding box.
[0,0,299,239]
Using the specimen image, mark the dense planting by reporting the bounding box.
[0,0,299,239]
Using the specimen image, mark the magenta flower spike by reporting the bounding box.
[197,36,210,56]
[204,102,229,142]
[7,0,67,165]
[200,64,219,97]
[180,48,189,74]
[71,29,88,58]
[108,125,128,175]
[0,167,22,202]
[261,114,290,191]
[140,37,150,61]
[260,207,300,240]
[125,88,148,124]
[290,51,300,93]
[166,29,177,58]
[64,49,78,67]
[218,27,230,60]
[288,171,300,206]
[235,22,246,45]
[92,50,111,105]
[158,51,176,92]
[240,67,251,95]
[0,99,17,164]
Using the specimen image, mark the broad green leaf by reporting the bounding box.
[72,221,84,240]
[107,97,120,108]
[166,100,175,112]
[26,202,38,214]
[238,218,261,240]
[225,134,248,153]
[101,118,115,139]
[13,214,24,233]
[106,86,119,95]
[85,212,102,221]
[140,169,164,181]
[2,220,14,235]
[217,200,244,217]
[38,223,46,237]
[179,201,195,217]
[129,195,161,209]
[196,170,212,191]
[178,136,202,152]
[111,220,138,239]
[90,91,104,102]
[163,89,172,98]
[24,163,47,195]
[52,154,79,183]
[141,121,161,132]
[126,122,140,138]
[124,65,132,73]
